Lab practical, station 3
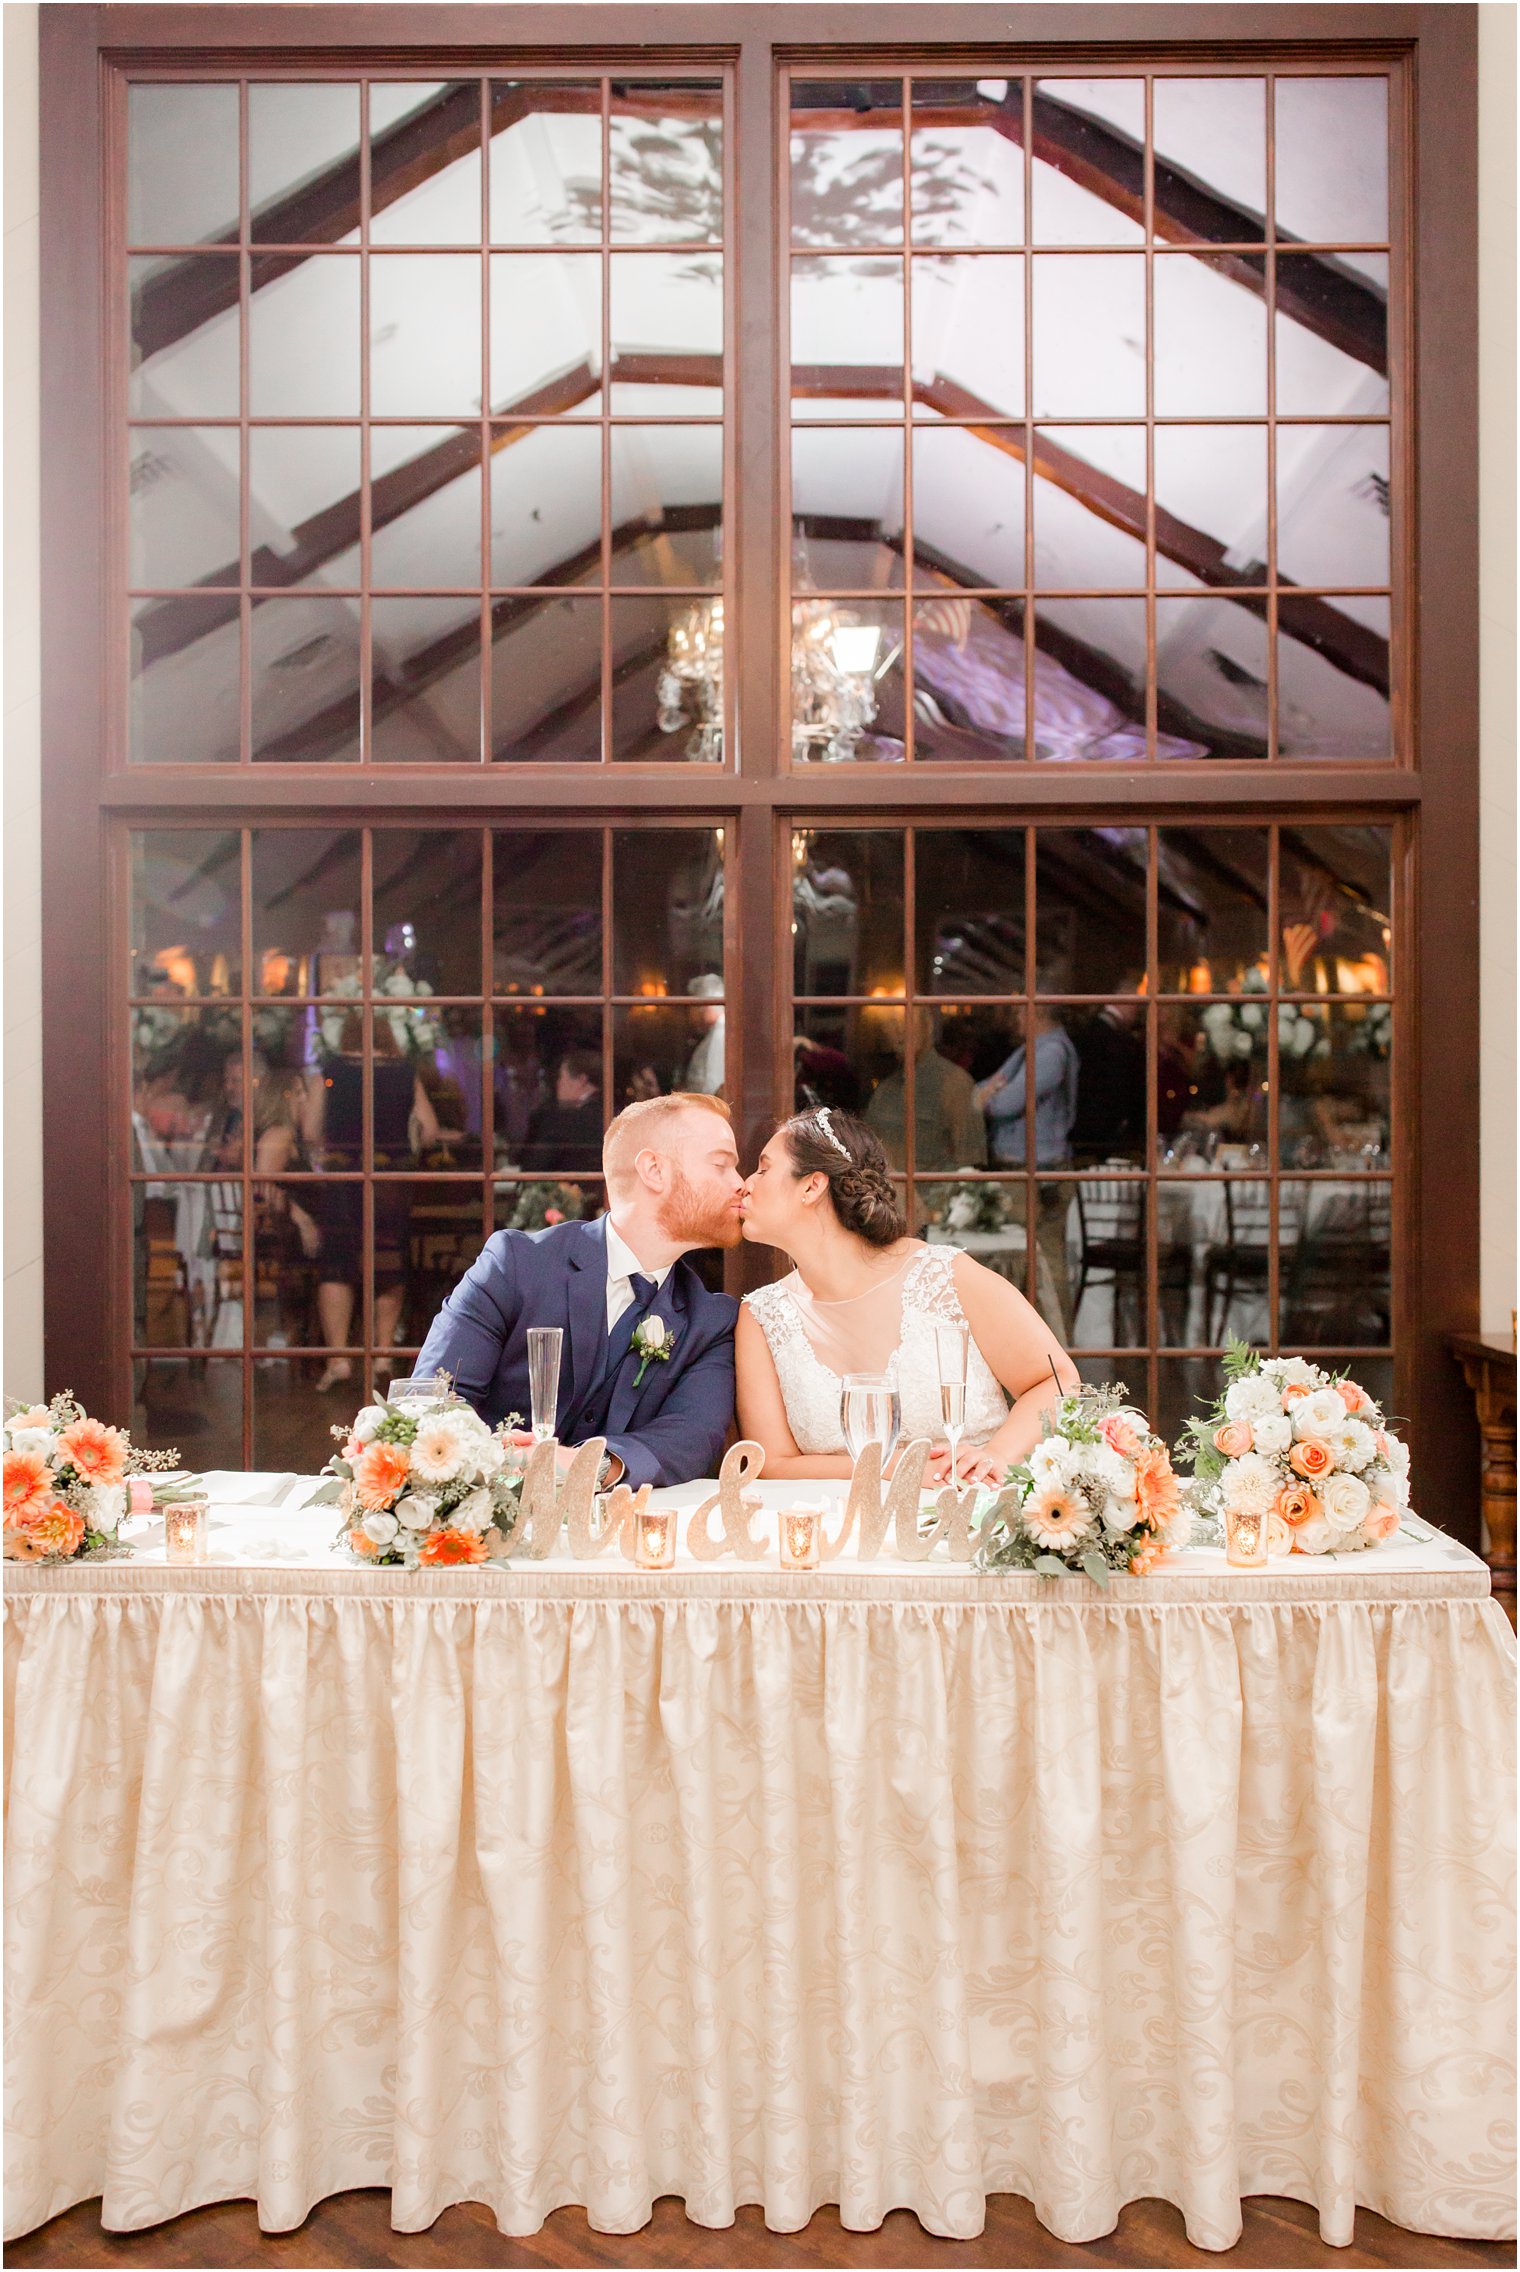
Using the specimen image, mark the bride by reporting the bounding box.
[736,1106,1080,1483]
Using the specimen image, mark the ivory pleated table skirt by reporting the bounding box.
[4,1480,1515,2250]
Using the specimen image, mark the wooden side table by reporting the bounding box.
[1448,1333,1517,1597]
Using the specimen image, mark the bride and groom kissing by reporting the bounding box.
[416,1091,1079,1491]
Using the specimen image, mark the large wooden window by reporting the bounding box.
[40,8,1479,1521]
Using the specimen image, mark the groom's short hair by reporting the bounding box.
[603,1091,731,1191]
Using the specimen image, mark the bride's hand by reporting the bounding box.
[951,1444,1009,1490]
[921,1440,957,1484]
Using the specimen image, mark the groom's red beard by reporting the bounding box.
[658,1164,743,1250]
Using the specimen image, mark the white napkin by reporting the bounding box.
[201,1471,303,1509]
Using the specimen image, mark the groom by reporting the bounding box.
[415,1093,743,1490]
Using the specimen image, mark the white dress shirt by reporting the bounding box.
[602,1219,673,1334]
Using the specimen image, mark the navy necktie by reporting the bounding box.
[600,1272,657,1383]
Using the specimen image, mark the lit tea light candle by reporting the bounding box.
[163,1496,209,1565]
[1224,1503,1267,1569]
[779,1503,823,1572]
[634,1506,676,1571]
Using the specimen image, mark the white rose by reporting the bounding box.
[1027,1437,1072,1486]
[1263,1356,1316,1390]
[1101,1497,1136,1538]
[1291,1511,1339,1555]
[85,1483,122,1535]
[361,1510,399,1545]
[449,1486,494,1534]
[1392,1468,1411,1509]
[1294,1388,1348,1439]
[1265,1509,1294,1556]
[394,1493,433,1531]
[8,1426,54,1461]
[1383,1434,1410,1479]
[1221,1451,1279,1519]
[1251,1411,1292,1455]
[1320,1471,1371,1533]
[1225,1375,1279,1422]
[352,1404,390,1444]
[1329,1418,1376,1473]
[639,1315,668,1352]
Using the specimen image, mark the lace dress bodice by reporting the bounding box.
[743,1245,1009,1455]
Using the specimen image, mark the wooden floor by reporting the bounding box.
[5,2192,1514,2270]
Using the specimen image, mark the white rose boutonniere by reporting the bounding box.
[631,1313,676,1387]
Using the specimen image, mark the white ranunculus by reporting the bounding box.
[1265,1509,1294,1556]
[1101,1496,1135,1537]
[352,1404,390,1444]
[1225,1375,1279,1422]
[1383,1434,1410,1479]
[84,1483,122,1535]
[1251,1411,1292,1455]
[1027,1436,1073,1486]
[1263,1356,1316,1390]
[394,1492,433,1531]
[8,1425,54,1462]
[1221,1451,1279,1519]
[449,1486,494,1533]
[1320,1471,1371,1533]
[1292,1511,1339,1555]
[1329,1418,1376,1473]
[361,1510,399,1545]
[1294,1387,1348,1439]
[639,1314,669,1352]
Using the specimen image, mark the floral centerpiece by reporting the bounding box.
[498,1179,590,1232]
[314,1385,525,1567]
[1177,1343,1407,1555]
[318,968,439,1056]
[975,1385,1189,1583]
[2,1393,181,1563]
[932,1178,1020,1235]
[1199,989,1329,1067]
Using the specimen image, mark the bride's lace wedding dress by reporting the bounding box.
[743,1244,1008,1454]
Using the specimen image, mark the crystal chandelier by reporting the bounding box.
[657,598,725,764]
[657,590,894,766]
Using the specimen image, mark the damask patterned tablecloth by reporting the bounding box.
[4,1480,1515,2251]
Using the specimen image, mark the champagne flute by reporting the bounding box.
[933,1323,969,1487]
[840,1373,901,1470]
[527,1327,563,1442]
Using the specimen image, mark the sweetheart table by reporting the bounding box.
[4,1475,1515,2251]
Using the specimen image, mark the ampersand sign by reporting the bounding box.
[685,1441,770,1561]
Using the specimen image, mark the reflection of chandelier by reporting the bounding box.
[791,601,888,764]
[657,599,725,764]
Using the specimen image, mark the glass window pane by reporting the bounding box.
[131,597,241,764]
[253,1181,333,1354]
[1171,1178,1273,1343]
[1031,255,1144,417]
[608,81,723,245]
[912,592,1028,763]
[1156,826,1270,993]
[493,831,602,996]
[1160,1002,1269,1164]
[1153,426,1268,590]
[371,830,483,996]
[491,424,603,587]
[1031,80,1145,247]
[1066,1011,1149,1170]
[910,253,1023,417]
[1274,78,1389,252]
[249,427,362,589]
[128,85,239,246]
[1068,1173,1149,1343]
[1278,825,1392,993]
[609,426,722,585]
[133,1358,244,1464]
[1033,427,1146,590]
[1279,1004,1390,1168]
[132,830,242,997]
[252,829,362,995]
[790,80,904,250]
[131,254,240,418]
[1031,599,1148,761]
[792,255,903,415]
[371,597,482,762]
[490,593,602,762]
[1276,596,1391,761]
[915,829,1024,994]
[977,1008,1081,1171]
[494,1006,603,1170]
[369,429,482,589]
[863,1006,989,1171]
[1153,252,1266,415]
[1154,595,1270,762]
[490,80,602,245]
[249,83,361,242]
[1275,252,1389,416]
[1151,79,1266,241]
[133,1172,245,1351]
[613,1005,725,1109]
[250,595,362,765]
[609,594,721,762]
[252,1352,357,1475]
[792,428,904,588]
[793,830,904,997]
[1036,828,1147,994]
[369,83,482,247]
[131,1009,242,1172]
[794,1004,905,1117]
[369,255,481,417]
[613,829,724,999]
[1280,1178,1391,1346]
[909,78,1024,247]
[1277,425,1389,587]
[920,1177,1030,1288]
[130,427,241,589]
[912,426,1023,588]
[250,253,360,417]
[609,252,724,409]
[373,1009,484,1168]
[489,252,602,415]
[791,598,905,764]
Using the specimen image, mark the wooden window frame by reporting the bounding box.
[41,4,1480,1529]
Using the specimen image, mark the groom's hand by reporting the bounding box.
[508,1429,624,1485]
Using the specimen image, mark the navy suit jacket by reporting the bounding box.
[414,1215,738,1490]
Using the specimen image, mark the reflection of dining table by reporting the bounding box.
[132,1119,222,1343]
[926,1223,1059,1324]
[1154,1171,1390,1345]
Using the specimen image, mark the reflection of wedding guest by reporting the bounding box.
[494,1027,548,1159]
[1157,1015,1194,1141]
[865,1005,987,1171]
[521,1049,604,1174]
[625,1062,665,1106]
[794,1032,860,1113]
[975,1008,1080,1169]
[684,974,726,1095]
[1070,995,1146,1164]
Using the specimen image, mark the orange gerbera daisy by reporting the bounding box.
[419,1526,488,1567]
[352,1440,410,1511]
[4,1448,52,1526]
[19,1503,86,1560]
[346,1526,380,1557]
[1134,1441,1180,1534]
[57,1417,128,1488]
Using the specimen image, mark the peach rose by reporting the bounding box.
[1277,1482,1321,1528]
[1135,1442,1181,1534]
[341,1431,365,1464]
[1214,1420,1254,1459]
[21,1502,86,1559]
[346,1525,380,1557]
[419,1527,488,1567]
[1282,1382,1311,1409]
[4,1448,52,1525]
[353,1441,410,1511]
[1289,1437,1333,1479]
[1336,1379,1370,1414]
[1364,1503,1400,1542]
[1100,1414,1144,1459]
[57,1417,128,1489]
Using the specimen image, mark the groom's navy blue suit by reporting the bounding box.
[415,1215,738,1489]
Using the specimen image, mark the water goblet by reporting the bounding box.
[840,1373,901,1471]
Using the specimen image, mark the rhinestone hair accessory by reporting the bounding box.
[812,1106,851,1160]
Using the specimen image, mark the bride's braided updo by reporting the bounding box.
[780,1107,907,1249]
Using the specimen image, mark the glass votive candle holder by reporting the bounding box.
[1224,1501,1268,1569]
[163,1496,209,1565]
[779,1503,823,1572]
[634,1505,676,1570]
